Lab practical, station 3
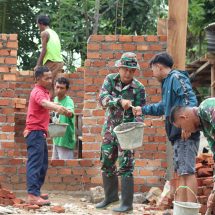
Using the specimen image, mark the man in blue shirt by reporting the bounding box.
[133,52,200,202]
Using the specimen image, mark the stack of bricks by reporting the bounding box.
[0,185,24,206]
[196,153,214,214]
[0,34,18,160]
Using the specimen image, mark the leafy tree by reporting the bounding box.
[187,0,215,62]
[0,0,169,70]
[0,0,59,70]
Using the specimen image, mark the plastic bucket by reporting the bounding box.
[173,186,201,215]
[48,123,68,138]
[113,122,144,150]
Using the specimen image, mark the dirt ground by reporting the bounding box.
[3,191,168,215]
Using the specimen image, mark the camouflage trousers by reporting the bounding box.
[100,136,135,177]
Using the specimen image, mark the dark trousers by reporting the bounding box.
[25,130,48,196]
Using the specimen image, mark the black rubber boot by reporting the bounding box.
[112,176,134,212]
[96,172,119,209]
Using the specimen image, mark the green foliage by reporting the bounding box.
[0,0,59,70]
[187,0,215,63]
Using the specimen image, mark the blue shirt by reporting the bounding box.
[142,70,200,142]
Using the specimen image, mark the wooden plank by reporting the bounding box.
[211,64,215,96]
[190,61,210,80]
[167,0,188,70]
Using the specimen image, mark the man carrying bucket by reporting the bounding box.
[133,52,200,203]
[96,52,146,212]
[170,98,215,211]
[51,77,76,160]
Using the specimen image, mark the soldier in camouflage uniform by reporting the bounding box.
[170,97,215,210]
[96,52,146,212]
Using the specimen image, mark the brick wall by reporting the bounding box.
[0,34,168,193]
[14,69,84,158]
[83,35,168,192]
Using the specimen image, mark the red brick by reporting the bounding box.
[82,136,96,142]
[101,52,114,59]
[72,169,86,175]
[65,160,80,166]
[6,42,18,49]
[86,168,100,175]
[139,170,153,176]
[122,44,136,51]
[109,43,122,50]
[119,35,133,42]
[92,110,104,116]
[0,66,9,72]
[58,168,72,175]
[9,34,18,40]
[0,99,10,106]
[132,36,145,42]
[137,45,148,51]
[198,195,207,204]
[89,35,104,42]
[0,50,10,56]
[25,204,40,210]
[51,205,65,213]
[87,43,100,50]
[10,50,17,56]
[12,198,24,204]
[91,176,102,184]
[82,143,99,150]
[3,74,16,81]
[5,57,17,64]
[105,35,118,41]
[50,160,65,166]
[79,160,93,167]
[90,126,102,134]
[2,125,14,132]
[144,144,157,151]
[146,35,158,42]
[87,52,100,59]
[149,45,163,51]
[135,160,147,167]
[202,177,213,186]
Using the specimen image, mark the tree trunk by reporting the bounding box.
[92,0,100,35]
[84,0,90,39]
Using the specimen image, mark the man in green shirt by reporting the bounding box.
[35,15,64,98]
[170,98,215,210]
[52,77,76,159]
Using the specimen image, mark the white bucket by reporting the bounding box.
[113,122,144,150]
[48,123,68,138]
[173,186,201,215]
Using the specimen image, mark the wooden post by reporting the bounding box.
[167,0,188,70]
[211,63,215,97]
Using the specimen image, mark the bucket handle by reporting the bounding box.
[174,186,199,203]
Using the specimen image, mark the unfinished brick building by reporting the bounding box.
[0,33,168,193]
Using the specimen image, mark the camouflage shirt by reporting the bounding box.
[99,73,146,144]
[198,98,215,152]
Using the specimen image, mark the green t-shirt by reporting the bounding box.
[53,96,76,149]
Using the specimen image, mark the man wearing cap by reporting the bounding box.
[133,52,200,203]
[96,52,146,212]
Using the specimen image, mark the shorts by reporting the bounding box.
[173,139,199,175]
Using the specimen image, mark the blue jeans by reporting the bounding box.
[173,138,199,175]
[26,130,48,196]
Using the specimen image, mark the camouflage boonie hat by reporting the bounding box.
[115,52,140,70]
